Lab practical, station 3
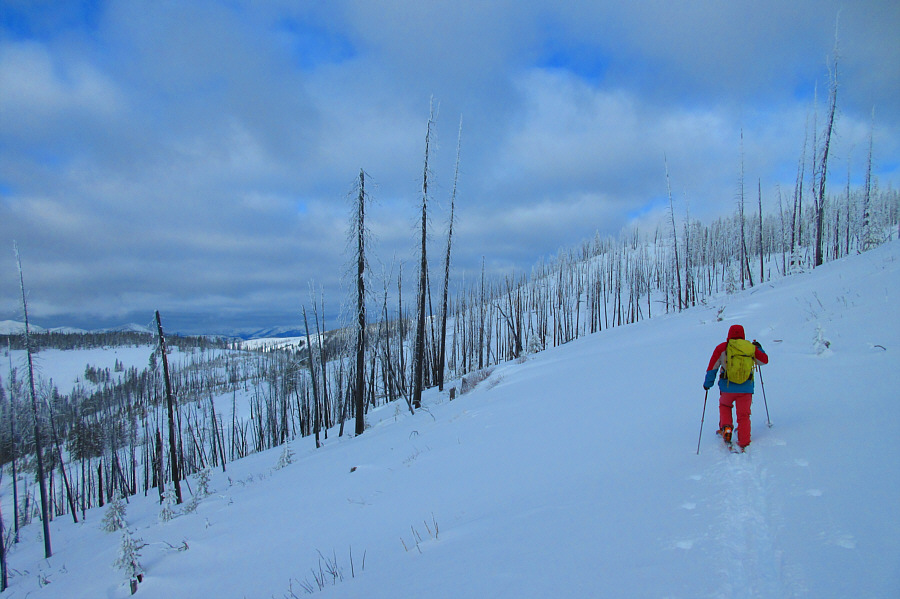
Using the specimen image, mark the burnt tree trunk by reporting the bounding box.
[413,104,435,409]
[438,118,461,392]
[155,311,182,504]
[815,42,838,267]
[14,243,52,558]
[355,170,367,435]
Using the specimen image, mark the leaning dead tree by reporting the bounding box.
[14,242,52,558]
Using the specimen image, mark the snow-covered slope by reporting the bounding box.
[3,242,898,598]
[0,320,45,335]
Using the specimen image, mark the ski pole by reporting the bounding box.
[696,389,708,455]
[757,366,772,427]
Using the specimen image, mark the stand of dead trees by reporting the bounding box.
[2,95,898,533]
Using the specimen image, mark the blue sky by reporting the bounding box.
[1,0,898,334]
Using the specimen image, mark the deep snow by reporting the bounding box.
[2,241,899,598]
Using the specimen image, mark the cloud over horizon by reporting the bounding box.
[1,0,897,333]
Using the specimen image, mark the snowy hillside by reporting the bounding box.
[0,321,46,335]
[2,241,899,598]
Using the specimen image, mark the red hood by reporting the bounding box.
[728,324,745,340]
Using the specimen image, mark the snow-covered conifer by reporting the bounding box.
[196,468,212,498]
[159,491,176,523]
[275,444,294,470]
[113,529,144,592]
[101,497,127,533]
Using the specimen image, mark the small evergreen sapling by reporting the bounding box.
[195,468,212,498]
[275,444,294,470]
[183,468,213,514]
[159,491,176,523]
[114,529,145,594]
[101,497,127,532]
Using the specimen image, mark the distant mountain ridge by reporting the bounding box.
[229,325,306,340]
[0,320,153,336]
[0,319,308,340]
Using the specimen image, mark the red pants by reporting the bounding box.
[719,392,753,447]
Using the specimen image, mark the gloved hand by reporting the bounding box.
[752,340,764,351]
[703,370,716,390]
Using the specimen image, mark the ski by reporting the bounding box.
[725,440,748,454]
[714,425,747,453]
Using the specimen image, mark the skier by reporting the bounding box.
[703,324,768,451]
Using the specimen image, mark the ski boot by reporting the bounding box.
[716,425,734,445]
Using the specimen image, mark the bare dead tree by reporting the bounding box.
[682,195,694,307]
[155,429,165,504]
[844,157,852,257]
[302,305,322,448]
[155,311,182,505]
[862,107,876,251]
[45,391,78,522]
[478,257,486,370]
[815,32,839,267]
[5,341,20,543]
[758,178,765,283]
[313,296,330,437]
[738,130,753,288]
[209,393,226,472]
[776,185,787,275]
[790,117,809,271]
[664,156,682,309]
[412,102,435,409]
[438,117,462,392]
[354,169,367,435]
[14,242,52,558]
[0,500,6,591]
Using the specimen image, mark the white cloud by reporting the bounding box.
[0,41,124,138]
[0,0,897,332]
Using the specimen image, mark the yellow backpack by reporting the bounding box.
[725,338,756,384]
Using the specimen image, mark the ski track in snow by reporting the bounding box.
[706,442,795,599]
[687,426,875,599]
[676,435,813,599]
